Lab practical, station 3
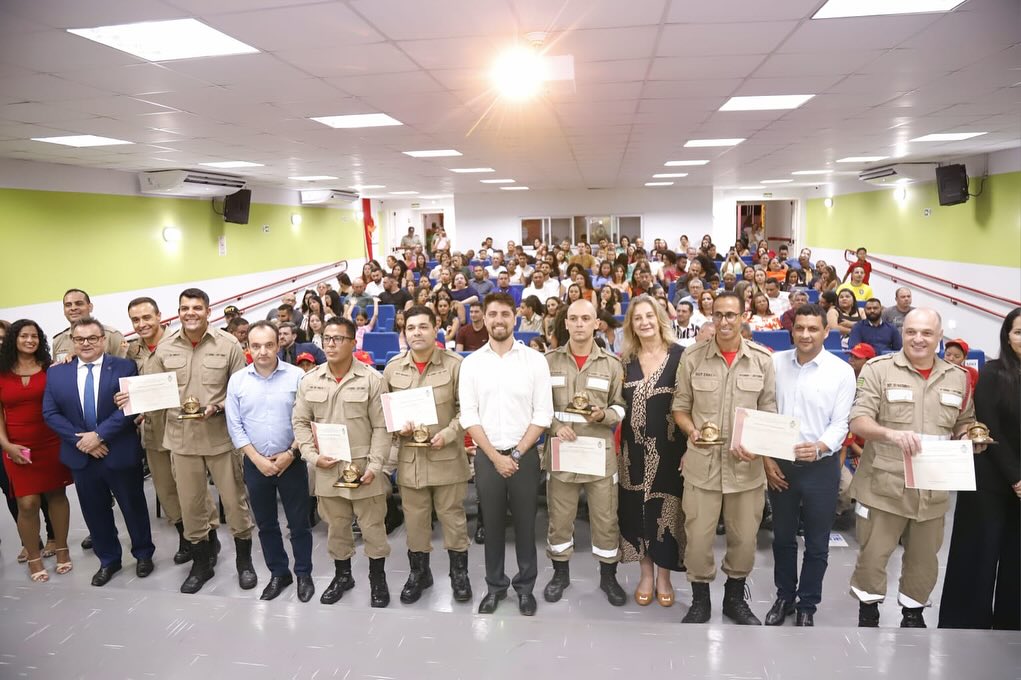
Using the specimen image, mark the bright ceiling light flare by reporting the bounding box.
[310,113,403,129]
[500,186,529,191]
[480,179,515,184]
[653,173,689,178]
[719,94,815,111]
[449,168,495,173]
[289,175,338,181]
[645,182,674,187]
[32,134,133,147]
[910,132,987,142]
[760,179,793,184]
[813,0,966,20]
[683,138,745,148]
[403,149,462,158]
[491,46,548,101]
[664,160,710,166]
[68,19,258,61]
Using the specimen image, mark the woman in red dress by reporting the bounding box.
[0,320,73,582]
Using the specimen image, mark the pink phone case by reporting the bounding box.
[20,448,31,462]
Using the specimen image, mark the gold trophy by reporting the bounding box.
[405,424,432,447]
[565,391,596,415]
[693,421,723,446]
[967,422,997,445]
[333,461,363,488]
[177,396,205,420]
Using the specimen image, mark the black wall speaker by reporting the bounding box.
[224,188,252,224]
[935,164,969,206]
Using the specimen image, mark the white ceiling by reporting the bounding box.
[0,0,1017,196]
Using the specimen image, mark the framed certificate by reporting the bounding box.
[551,436,605,476]
[119,372,181,415]
[731,407,800,461]
[380,387,439,433]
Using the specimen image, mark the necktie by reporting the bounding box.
[84,363,97,430]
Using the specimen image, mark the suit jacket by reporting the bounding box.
[279,342,326,366]
[42,355,143,471]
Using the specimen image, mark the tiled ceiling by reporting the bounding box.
[0,0,1017,196]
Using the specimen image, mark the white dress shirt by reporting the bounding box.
[364,280,384,297]
[772,348,856,456]
[77,353,105,418]
[459,341,554,449]
[767,292,791,316]
[521,284,553,304]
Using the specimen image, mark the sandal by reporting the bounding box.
[28,557,49,583]
[41,539,57,558]
[55,547,73,575]
[17,546,28,563]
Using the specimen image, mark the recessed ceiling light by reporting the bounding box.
[200,161,263,169]
[791,170,832,175]
[480,179,515,184]
[813,0,966,20]
[664,160,710,166]
[68,19,258,62]
[289,175,338,181]
[719,95,815,111]
[684,138,745,148]
[501,186,530,191]
[645,182,674,187]
[390,191,419,195]
[910,132,988,142]
[32,134,133,147]
[310,113,403,129]
[449,167,495,173]
[653,173,689,178]
[739,186,766,190]
[350,185,385,190]
[403,149,462,158]
[760,179,793,184]
[836,156,888,163]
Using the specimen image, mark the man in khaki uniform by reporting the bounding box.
[848,308,982,628]
[382,305,472,605]
[117,296,218,565]
[52,288,126,362]
[542,299,627,606]
[151,288,254,594]
[673,291,777,625]
[292,316,393,608]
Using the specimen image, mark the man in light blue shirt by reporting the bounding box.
[226,320,313,603]
[762,303,856,627]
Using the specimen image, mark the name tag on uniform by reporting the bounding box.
[940,392,963,407]
[887,389,913,402]
[551,375,566,387]
[587,377,610,392]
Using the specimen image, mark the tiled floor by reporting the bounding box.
[0,481,1017,679]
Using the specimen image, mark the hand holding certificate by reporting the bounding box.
[118,373,181,415]
[311,422,352,462]
[904,439,976,491]
[381,387,439,433]
[730,407,800,461]
[551,436,606,476]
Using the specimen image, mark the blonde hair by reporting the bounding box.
[620,294,677,362]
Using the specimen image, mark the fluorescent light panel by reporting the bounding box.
[289,175,337,181]
[403,149,462,158]
[719,94,815,111]
[310,113,403,129]
[813,0,966,20]
[67,19,258,61]
[480,179,515,184]
[760,179,793,184]
[836,156,888,163]
[449,167,495,173]
[653,173,688,178]
[645,182,674,186]
[664,160,710,166]
[32,134,132,147]
[200,161,263,168]
[684,138,744,147]
[910,132,987,142]
[501,186,529,191]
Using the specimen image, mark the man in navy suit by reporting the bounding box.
[277,323,325,365]
[42,316,155,586]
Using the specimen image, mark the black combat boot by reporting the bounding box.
[180,539,214,594]
[599,562,627,606]
[682,582,712,623]
[369,557,390,608]
[722,577,761,625]
[543,560,571,602]
[400,551,433,604]
[900,606,926,628]
[858,602,880,627]
[320,559,355,604]
[235,537,258,590]
[449,550,472,602]
[173,522,191,565]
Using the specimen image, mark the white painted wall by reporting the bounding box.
[380,196,457,254]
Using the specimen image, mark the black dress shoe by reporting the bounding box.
[518,592,537,616]
[92,563,122,587]
[260,574,293,600]
[795,610,814,627]
[858,602,880,628]
[81,535,93,550]
[478,589,506,614]
[296,575,315,602]
[764,597,796,626]
[136,559,155,578]
[474,524,485,545]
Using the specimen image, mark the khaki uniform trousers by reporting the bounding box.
[546,475,620,564]
[850,504,945,607]
[173,451,253,543]
[319,494,391,560]
[401,482,469,553]
[683,481,764,582]
[148,446,218,528]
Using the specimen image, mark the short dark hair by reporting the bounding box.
[179,288,210,306]
[865,297,882,306]
[278,303,295,314]
[792,304,826,325]
[127,296,160,314]
[71,316,104,335]
[337,273,351,286]
[404,305,436,327]
[821,290,838,307]
[246,320,279,340]
[678,300,694,312]
[482,292,515,312]
[765,278,779,287]
[227,317,249,331]
[278,322,297,333]
[714,290,744,314]
[324,317,356,338]
[64,288,91,304]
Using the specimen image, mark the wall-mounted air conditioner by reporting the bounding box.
[300,189,360,205]
[139,169,246,197]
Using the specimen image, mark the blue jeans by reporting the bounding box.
[768,453,841,613]
[242,457,312,577]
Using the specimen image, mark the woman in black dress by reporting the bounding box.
[618,294,686,607]
[939,308,1021,630]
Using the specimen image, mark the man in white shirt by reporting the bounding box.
[512,254,534,284]
[764,279,791,316]
[364,267,385,297]
[674,301,700,347]
[485,253,508,278]
[459,292,553,617]
[521,270,556,305]
[762,304,856,627]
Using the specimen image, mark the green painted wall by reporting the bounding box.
[805,171,1021,268]
[0,188,365,308]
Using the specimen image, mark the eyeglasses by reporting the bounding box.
[72,335,104,345]
[322,335,354,345]
[711,312,740,323]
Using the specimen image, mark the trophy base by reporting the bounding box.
[565,406,595,416]
[404,441,431,447]
[177,413,205,420]
[692,438,723,447]
[333,480,362,488]
[971,437,998,446]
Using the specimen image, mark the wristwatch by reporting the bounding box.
[510,448,523,462]
[290,446,302,461]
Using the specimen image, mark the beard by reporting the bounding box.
[488,324,512,341]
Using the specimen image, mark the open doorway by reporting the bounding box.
[422,212,444,252]
[737,200,795,252]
